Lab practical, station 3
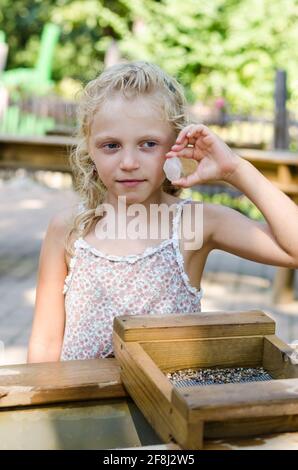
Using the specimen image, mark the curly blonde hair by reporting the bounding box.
[65,61,191,261]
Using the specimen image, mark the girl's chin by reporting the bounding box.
[115,191,146,202]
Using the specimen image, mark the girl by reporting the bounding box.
[27,61,298,363]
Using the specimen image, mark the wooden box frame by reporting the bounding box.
[113,309,298,450]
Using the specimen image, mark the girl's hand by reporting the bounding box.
[165,124,241,187]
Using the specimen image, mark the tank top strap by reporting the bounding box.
[171,197,203,300]
[171,197,193,241]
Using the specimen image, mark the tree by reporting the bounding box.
[1,0,297,112]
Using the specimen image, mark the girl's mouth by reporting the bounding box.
[117,180,146,187]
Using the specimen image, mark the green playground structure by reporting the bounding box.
[0,105,56,136]
[0,23,60,95]
[0,23,60,136]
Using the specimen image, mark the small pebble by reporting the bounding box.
[163,156,182,182]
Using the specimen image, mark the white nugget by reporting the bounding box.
[163,156,182,182]
[288,340,298,365]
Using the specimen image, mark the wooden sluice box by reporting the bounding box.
[113,309,298,450]
[0,309,298,449]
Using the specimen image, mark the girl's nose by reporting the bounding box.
[119,150,140,170]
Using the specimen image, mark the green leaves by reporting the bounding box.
[1,0,298,111]
[181,188,264,221]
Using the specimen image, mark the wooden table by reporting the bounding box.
[0,358,155,450]
[1,354,298,450]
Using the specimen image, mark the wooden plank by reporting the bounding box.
[0,134,71,172]
[204,431,298,449]
[141,336,264,371]
[113,332,204,450]
[0,358,127,408]
[263,335,298,379]
[124,432,298,449]
[205,414,298,439]
[113,310,275,342]
[236,148,298,165]
[171,377,298,423]
[0,143,69,172]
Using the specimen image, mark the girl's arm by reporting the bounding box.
[207,158,298,268]
[166,124,298,268]
[27,211,70,363]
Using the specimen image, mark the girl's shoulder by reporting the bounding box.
[48,202,83,268]
[48,202,82,250]
[179,199,218,251]
[49,202,81,233]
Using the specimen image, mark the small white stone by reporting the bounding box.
[289,352,298,365]
[163,157,182,182]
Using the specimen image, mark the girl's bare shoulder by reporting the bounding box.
[49,201,94,268]
[48,203,79,237]
[182,200,221,250]
[47,203,81,264]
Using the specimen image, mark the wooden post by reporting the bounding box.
[272,267,295,304]
[274,69,289,149]
[272,69,296,303]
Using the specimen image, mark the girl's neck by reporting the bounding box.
[103,189,170,221]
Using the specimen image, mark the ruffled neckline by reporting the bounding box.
[75,237,173,262]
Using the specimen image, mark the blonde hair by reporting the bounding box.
[65,60,190,261]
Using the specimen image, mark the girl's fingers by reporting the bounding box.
[186,124,208,139]
[175,124,196,144]
[171,142,187,150]
[175,124,208,146]
[165,147,194,159]
[171,171,201,188]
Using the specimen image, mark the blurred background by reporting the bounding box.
[0,0,298,365]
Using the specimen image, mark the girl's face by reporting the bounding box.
[88,93,176,203]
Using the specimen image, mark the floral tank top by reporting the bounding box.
[60,197,203,360]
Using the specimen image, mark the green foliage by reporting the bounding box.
[0,0,298,111]
[180,188,265,221]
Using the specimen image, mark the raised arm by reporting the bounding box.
[166,124,298,268]
[27,209,72,363]
[208,158,298,268]
[205,201,298,268]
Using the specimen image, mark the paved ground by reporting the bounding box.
[0,170,298,365]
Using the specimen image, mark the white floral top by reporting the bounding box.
[60,198,203,360]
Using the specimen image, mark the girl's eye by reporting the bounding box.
[103,143,119,150]
[143,141,157,148]
[101,141,157,151]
